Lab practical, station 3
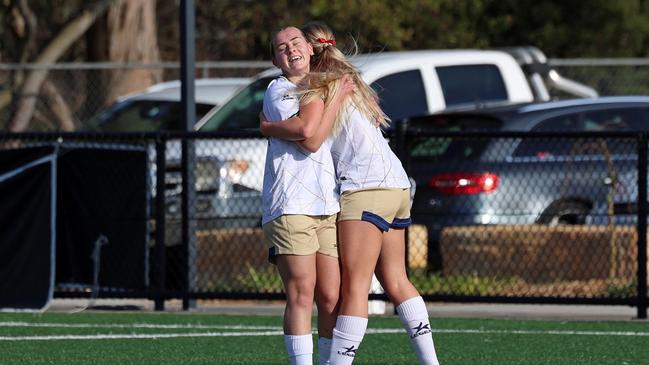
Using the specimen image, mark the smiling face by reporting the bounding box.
[272,27,313,83]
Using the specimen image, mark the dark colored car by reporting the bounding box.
[406,96,649,269]
[85,78,249,132]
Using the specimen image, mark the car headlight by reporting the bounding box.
[195,158,250,193]
[220,159,249,185]
[165,158,251,194]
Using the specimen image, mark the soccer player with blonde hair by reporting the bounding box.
[261,22,441,365]
[262,25,354,365]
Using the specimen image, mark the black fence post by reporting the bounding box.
[637,134,648,319]
[154,137,167,311]
[180,0,197,311]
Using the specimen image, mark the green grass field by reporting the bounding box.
[1,311,648,364]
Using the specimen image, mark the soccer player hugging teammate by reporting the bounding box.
[261,25,354,365]
[261,22,441,365]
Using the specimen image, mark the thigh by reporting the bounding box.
[276,254,317,293]
[315,252,340,298]
[374,228,418,304]
[337,220,382,291]
[374,228,407,283]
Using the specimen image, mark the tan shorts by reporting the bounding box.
[263,214,338,264]
[338,188,411,232]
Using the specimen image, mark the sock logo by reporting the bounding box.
[411,322,431,339]
[337,345,357,357]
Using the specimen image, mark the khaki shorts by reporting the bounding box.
[338,188,411,232]
[263,214,338,264]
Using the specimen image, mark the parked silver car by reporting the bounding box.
[407,96,649,269]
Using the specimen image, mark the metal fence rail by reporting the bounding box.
[0,129,647,318]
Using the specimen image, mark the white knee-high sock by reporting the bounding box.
[396,296,440,365]
[329,315,368,365]
[284,334,313,365]
[318,336,332,365]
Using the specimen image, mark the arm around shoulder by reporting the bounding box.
[259,100,325,141]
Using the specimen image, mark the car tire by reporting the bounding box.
[537,200,592,226]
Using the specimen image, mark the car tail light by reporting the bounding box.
[429,172,499,195]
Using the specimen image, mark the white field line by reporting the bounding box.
[0,321,278,330]
[0,331,284,341]
[0,322,648,341]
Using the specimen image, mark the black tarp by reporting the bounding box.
[0,144,149,311]
[0,147,56,310]
[56,146,149,290]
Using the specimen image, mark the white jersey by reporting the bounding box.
[261,76,339,224]
[330,105,411,193]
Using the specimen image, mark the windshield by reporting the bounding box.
[198,77,274,132]
[87,100,215,132]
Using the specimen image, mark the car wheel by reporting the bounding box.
[537,200,592,226]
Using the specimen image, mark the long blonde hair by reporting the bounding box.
[298,22,389,133]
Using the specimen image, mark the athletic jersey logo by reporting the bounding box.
[411,322,431,339]
[281,93,297,101]
[338,345,357,357]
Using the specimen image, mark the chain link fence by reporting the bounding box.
[405,131,645,302]
[1,58,649,315]
[1,130,647,316]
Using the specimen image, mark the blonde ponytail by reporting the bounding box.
[299,22,389,134]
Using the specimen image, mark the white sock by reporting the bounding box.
[329,315,368,365]
[396,296,440,365]
[284,334,313,365]
[318,336,332,365]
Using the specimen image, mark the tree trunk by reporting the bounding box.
[7,0,115,132]
[104,0,162,105]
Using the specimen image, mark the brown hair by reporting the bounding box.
[299,22,389,133]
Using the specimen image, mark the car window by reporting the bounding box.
[87,100,214,132]
[513,107,649,157]
[198,77,274,132]
[580,108,649,132]
[513,113,581,157]
[370,70,428,123]
[409,115,502,160]
[436,64,508,107]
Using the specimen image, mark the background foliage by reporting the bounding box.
[1,0,649,131]
[2,0,649,64]
[174,0,649,60]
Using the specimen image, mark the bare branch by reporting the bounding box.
[17,0,38,63]
[42,80,76,131]
[7,0,115,132]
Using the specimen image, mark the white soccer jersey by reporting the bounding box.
[330,105,411,193]
[261,76,339,225]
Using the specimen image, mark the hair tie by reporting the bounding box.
[317,37,336,46]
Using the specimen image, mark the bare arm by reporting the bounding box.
[259,99,324,141]
[260,75,355,152]
[296,96,340,152]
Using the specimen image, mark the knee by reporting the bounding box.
[315,286,339,313]
[380,277,414,301]
[285,280,316,307]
